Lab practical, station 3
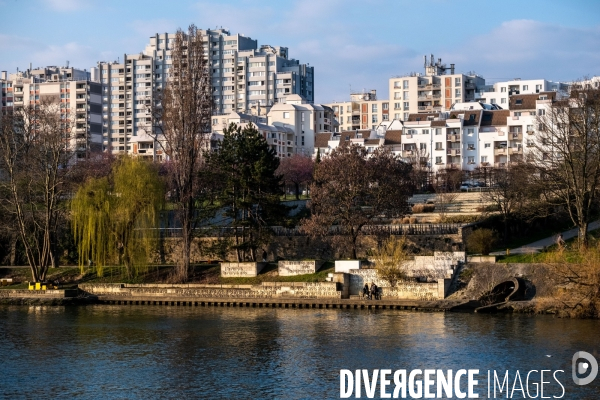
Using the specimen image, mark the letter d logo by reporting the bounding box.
[572,351,598,386]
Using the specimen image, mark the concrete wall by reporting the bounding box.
[278,260,323,276]
[80,282,342,300]
[0,289,75,299]
[346,269,450,299]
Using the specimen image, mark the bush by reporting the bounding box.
[466,228,497,255]
[409,217,417,224]
[412,204,435,213]
[442,215,482,224]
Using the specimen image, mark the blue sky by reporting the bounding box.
[1,0,599,103]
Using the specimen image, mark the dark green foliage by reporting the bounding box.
[207,123,287,261]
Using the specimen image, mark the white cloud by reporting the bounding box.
[44,0,85,11]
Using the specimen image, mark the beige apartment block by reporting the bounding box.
[388,55,485,117]
[1,66,103,159]
[326,90,390,132]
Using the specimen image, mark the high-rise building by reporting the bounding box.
[95,28,314,157]
[1,66,103,159]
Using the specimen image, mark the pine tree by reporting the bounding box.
[208,123,286,262]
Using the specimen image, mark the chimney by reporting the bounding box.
[450,64,455,74]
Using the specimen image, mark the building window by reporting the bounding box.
[372,115,378,123]
[403,80,409,89]
[484,143,491,148]
[435,142,443,150]
[538,109,545,116]
[403,102,409,110]
[422,129,429,135]
[455,89,461,97]
[403,112,409,120]
[435,156,443,164]
[372,104,378,112]
[468,156,475,164]
[382,103,389,110]
[468,142,475,150]
[403,91,409,100]
[501,87,506,92]
[420,143,427,150]
[283,112,290,119]
[435,128,441,135]
[501,98,507,104]
[523,85,528,91]
[394,92,401,99]
[481,156,487,163]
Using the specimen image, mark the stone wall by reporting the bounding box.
[346,269,449,299]
[278,260,324,276]
[221,262,266,277]
[0,289,75,299]
[80,282,342,300]
[151,232,465,264]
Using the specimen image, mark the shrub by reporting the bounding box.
[466,228,497,255]
[374,237,410,287]
[409,217,417,224]
[412,204,435,213]
[443,215,482,224]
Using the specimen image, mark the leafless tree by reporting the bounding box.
[529,83,600,248]
[301,144,412,259]
[150,24,212,281]
[0,100,74,281]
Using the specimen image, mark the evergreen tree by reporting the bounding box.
[208,123,286,262]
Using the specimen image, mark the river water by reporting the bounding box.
[0,305,598,399]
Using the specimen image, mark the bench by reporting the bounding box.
[1,278,13,286]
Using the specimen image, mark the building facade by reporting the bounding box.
[1,66,103,159]
[325,90,390,132]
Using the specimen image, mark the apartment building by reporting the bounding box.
[313,129,403,158]
[475,79,569,108]
[144,29,313,114]
[388,55,485,117]
[1,66,103,159]
[211,111,295,158]
[325,90,390,132]
[267,94,336,156]
[95,28,313,158]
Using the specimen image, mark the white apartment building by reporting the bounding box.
[267,94,336,156]
[388,55,486,117]
[95,28,314,158]
[211,111,295,158]
[475,78,569,108]
[1,66,103,159]
[325,90,390,132]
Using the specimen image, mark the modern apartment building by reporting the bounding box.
[268,94,336,156]
[388,55,485,117]
[95,28,314,158]
[475,79,569,108]
[1,66,103,159]
[325,90,390,132]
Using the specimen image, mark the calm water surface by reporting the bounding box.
[0,305,598,399]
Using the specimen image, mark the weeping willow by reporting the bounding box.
[72,157,164,277]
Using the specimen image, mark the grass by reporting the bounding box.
[0,261,335,289]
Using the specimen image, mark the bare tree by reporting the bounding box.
[0,100,74,281]
[529,84,600,248]
[151,25,212,281]
[482,164,535,242]
[302,144,412,259]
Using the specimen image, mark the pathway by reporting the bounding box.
[491,220,600,255]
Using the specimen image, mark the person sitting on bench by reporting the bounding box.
[362,283,370,299]
[370,282,379,300]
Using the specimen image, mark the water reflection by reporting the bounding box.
[0,305,598,399]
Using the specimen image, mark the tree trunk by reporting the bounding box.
[295,182,300,200]
[578,221,588,249]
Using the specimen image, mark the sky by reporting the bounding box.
[1,0,599,103]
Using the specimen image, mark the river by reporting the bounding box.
[0,305,598,399]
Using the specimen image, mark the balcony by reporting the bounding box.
[510,132,523,141]
[481,162,490,167]
[402,150,415,157]
[446,134,460,142]
[495,162,507,168]
[509,147,523,155]
[446,149,460,156]
[494,148,507,155]
[526,130,535,135]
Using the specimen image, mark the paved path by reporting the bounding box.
[491,220,600,255]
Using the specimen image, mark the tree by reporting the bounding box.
[482,164,535,242]
[0,101,74,282]
[302,144,413,259]
[151,24,213,281]
[373,236,410,287]
[207,123,286,262]
[71,157,164,277]
[530,84,600,248]
[277,154,314,200]
[466,228,497,255]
